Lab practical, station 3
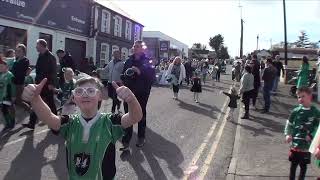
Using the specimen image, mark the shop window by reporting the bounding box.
[121,47,129,60]
[0,25,27,55]
[101,10,111,33]
[100,43,110,67]
[114,15,122,37]
[125,20,132,40]
[134,24,141,41]
[39,33,53,51]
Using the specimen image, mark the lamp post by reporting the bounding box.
[283,0,288,65]
[239,4,243,58]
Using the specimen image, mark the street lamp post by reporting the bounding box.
[283,0,288,65]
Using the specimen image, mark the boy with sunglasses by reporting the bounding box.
[22,77,142,180]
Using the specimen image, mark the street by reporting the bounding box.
[0,69,236,180]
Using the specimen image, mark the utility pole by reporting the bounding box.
[283,0,288,65]
[256,35,259,50]
[239,2,243,58]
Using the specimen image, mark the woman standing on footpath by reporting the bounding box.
[166,57,186,100]
[239,65,254,119]
[297,56,310,88]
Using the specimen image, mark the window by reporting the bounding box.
[0,25,27,55]
[134,24,141,41]
[101,10,111,33]
[112,45,120,54]
[125,20,132,40]
[100,43,110,67]
[121,47,129,60]
[39,33,52,51]
[114,15,122,37]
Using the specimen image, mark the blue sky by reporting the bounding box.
[110,0,320,57]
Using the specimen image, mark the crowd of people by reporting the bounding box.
[1,38,320,179]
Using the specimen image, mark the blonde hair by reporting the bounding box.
[230,86,237,95]
[63,68,74,76]
[173,56,182,65]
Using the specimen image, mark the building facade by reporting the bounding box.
[0,0,144,68]
[90,1,143,67]
[0,0,92,67]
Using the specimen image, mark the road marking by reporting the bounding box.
[227,107,243,178]
[197,106,231,179]
[3,128,50,147]
[183,99,228,180]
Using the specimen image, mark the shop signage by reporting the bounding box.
[0,0,91,36]
[160,41,170,52]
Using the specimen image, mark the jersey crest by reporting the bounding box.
[74,152,91,176]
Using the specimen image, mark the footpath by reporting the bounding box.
[227,82,320,180]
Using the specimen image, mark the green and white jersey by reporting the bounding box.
[56,113,124,180]
[60,79,75,104]
[0,71,15,104]
[285,104,320,150]
[24,75,34,85]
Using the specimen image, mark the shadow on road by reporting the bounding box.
[177,99,219,119]
[0,126,24,151]
[120,128,184,180]
[3,132,66,180]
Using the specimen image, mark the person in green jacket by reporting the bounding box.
[0,58,16,131]
[297,56,310,88]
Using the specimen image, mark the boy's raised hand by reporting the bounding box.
[22,78,47,102]
[112,81,134,103]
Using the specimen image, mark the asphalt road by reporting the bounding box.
[0,68,237,180]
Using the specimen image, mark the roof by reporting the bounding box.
[272,47,317,55]
[94,0,143,26]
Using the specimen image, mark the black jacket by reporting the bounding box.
[251,61,261,89]
[60,53,76,71]
[223,92,240,108]
[273,61,284,77]
[35,50,57,86]
[12,57,29,85]
[122,54,155,96]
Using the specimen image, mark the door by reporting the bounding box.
[65,38,86,70]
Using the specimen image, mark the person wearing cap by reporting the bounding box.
[0,58,16,131]
[23,39,57,130]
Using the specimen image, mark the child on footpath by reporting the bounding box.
[54,68,76,115]
[0,59,16,131]
[24,67,34,85]
[190,71,202,103]
[223,86,240,121]
[22,76,142,180]
[284,87,320,180]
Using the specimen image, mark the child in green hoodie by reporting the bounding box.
[284,87,320,180]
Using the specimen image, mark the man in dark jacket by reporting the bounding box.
[23,39,57,130]
[184,60,193,85]
[250,55,261,108]
[120,41,155,150]
[12,44,30,111]
[56,49,75,87]
[262,58,276,113]
[272,55,284,92]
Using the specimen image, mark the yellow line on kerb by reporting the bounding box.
[197,107,230,179]
[183,99,229,180]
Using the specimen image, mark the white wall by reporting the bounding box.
[0,18,90,65]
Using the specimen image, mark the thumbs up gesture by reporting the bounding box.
[112,81,135,103]
[22,78,47,103]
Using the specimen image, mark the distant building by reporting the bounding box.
[142,31,188,61]
[271,47,318,60]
